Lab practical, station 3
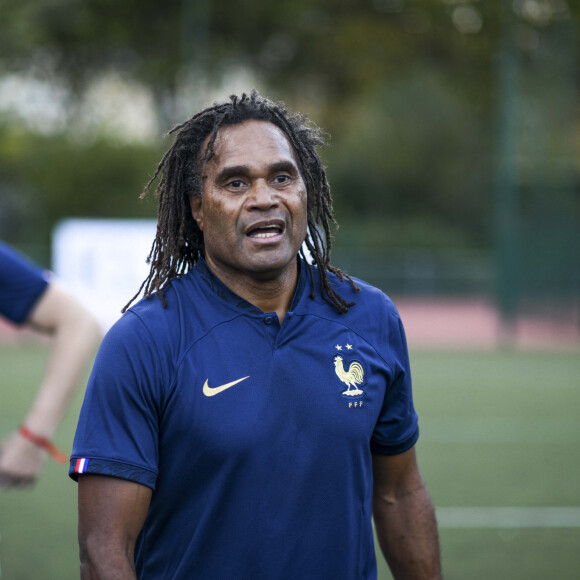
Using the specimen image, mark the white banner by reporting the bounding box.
[52,219,157,331]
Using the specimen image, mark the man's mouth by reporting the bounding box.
[246,221,285,239]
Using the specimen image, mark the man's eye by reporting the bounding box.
[227,180,244,188]
[273,175,290,185]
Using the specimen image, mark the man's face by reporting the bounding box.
[190,120,308,285]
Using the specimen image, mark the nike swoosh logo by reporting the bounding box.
[202,376,250,397]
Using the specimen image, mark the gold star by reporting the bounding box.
[335,345,342,351]
[346,344,352,350]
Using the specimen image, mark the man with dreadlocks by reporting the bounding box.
[70,91,440,579]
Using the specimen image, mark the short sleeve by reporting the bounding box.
[69,311,166,489]
[0,241,50,324]
[370,309,419,455]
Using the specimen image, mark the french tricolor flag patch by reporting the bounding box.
[75,458,89,474]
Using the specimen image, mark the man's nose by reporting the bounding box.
[246,180,279,208]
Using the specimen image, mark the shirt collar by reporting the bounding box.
[194,256,308,316]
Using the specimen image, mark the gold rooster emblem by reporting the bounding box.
[334,355,365,397]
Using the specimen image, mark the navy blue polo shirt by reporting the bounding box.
[70,258,419,579]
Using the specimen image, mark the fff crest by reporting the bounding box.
[333,343,365,399]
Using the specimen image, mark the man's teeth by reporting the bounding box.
[249,225,281,238]
[253,231,279,239]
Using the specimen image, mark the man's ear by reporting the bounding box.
[189,196,204,231]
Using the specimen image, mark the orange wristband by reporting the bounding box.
[19,425,68,463]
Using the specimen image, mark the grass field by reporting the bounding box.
[1,344,579,579]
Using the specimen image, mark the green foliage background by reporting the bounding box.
[1,1,578,270]
[0,128,161,259]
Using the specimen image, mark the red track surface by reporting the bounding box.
[394,297,580,351]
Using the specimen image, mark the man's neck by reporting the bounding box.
[204,257,299,324]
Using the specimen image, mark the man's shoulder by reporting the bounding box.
[324,268,399,318]
[113,267,233,350]
[0,241,48,281]
[0,241,51,323]
[353,276,399,315]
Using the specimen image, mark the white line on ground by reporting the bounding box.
[436,507,580,528]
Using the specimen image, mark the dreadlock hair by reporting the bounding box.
[123,90,359,314]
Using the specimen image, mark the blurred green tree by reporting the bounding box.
[0,126,162,258]
[0,0,577,262]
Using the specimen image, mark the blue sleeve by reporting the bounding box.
[370,305,419,455]
[0,241,50,324]
[69,311,167,489]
